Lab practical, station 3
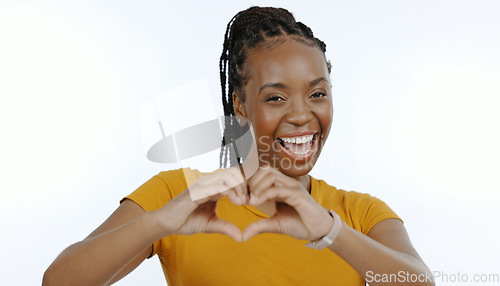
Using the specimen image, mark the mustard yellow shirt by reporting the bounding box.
[123,168,401,286]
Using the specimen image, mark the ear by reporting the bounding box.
[232,91,247,119]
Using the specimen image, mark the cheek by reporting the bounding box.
[252,108,281,137]
[250,109,282,153]
[317,102,334,135]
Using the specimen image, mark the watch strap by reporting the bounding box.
[305,210,342,249]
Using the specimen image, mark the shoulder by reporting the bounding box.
[155,168,204,189]
[122,168,207,211]
[312,177,379,206]
[154,167,211,192]
[311,177,401,234]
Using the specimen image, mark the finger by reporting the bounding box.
[217,167,248,201]
[189,178,227,202]
[234,183,250,205]
[242,217,281,241]
[222,188,244,205]
[219,180,248,205]
[222,170,248,202]
[248,165,296,196]
[248,170,280,198]
[224,165,247,187]
[247,165,273,187]
[205,217,243,242]
[249,186,299,207]
[189,168,245,201]
[193,193,218,205]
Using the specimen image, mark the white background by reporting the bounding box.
[1,0,499,285]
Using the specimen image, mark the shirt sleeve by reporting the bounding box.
[346,191,402,235]
[120,168,189,257]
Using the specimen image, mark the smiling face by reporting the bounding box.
[233,38,333,179]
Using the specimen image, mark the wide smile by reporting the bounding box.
[276,132,319,161]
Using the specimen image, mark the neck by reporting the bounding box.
[298,174,311,193]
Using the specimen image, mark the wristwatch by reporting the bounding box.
[305,210,343,249]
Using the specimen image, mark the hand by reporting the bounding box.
[153,167,249,242]
[242,166,334,242]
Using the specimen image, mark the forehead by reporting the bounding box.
[245,38,329,88]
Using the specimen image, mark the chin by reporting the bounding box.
[256,151,319,178]
[277,156,317,177]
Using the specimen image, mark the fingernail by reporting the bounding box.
[249,193,256,204]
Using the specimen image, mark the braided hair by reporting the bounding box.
[219,6,331,168]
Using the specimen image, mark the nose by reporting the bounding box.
[285,99,313,126]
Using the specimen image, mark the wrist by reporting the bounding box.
[305,210,343,249]
[147,209,175,238]
[154,189,199,236]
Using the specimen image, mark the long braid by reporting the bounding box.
[219,13,239,168]
[219,6,331,168]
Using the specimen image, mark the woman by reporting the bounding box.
[43,6,433,286]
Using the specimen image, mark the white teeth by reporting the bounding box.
[280,134,314,144]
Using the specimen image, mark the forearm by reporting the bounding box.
[328,222,434,286]
[43,212,165,286]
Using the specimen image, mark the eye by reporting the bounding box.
[310,92,327,99]
[265,95,286,102]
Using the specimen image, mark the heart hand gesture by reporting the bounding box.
[242,166,334,242]
[155,167,248,241]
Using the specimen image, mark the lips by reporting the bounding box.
[277,132,319,160]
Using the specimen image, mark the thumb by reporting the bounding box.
[205,217,243,242]
[242,218,281,241]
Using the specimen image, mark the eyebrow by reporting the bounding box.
[309,77,329,87]
[258,77,329,94]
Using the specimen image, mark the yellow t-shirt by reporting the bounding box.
[123,168,401,286]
